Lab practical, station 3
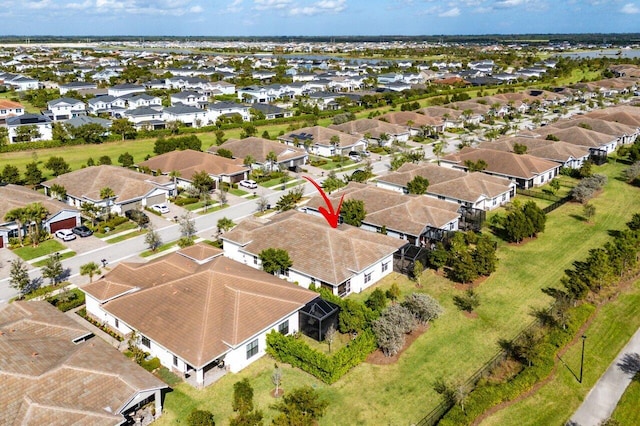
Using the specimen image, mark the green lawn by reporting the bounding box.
[152,160,640,425]
[106,229,147,244]
[612,374,640,425]
[13,239,67,261]
[94,221,138,238]
[31,250,76,267]
[229,188,249,196]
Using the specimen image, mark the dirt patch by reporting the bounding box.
[270,388,284,398]
[366,323,430,365]
[506,236,537,247]
[463,311,479,319]
[485,358,523,384]
[454,276,488,291]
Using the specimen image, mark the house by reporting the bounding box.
[303,182,460,246]
[551,117,640,145]
[81,244,318,386]
[222,210,406,297]
[585,107,640,128]
[206,102,251,123]
[330,118,411,145]
[279,126,367,157]
[137,149,249,190]
[0,301,167,424]
[45,98,86,121]
[107,83,145,97]
[440,147,561,189]
[124,107,166,130]
[376,162,468,193]
[6,114,53,143]
[0,184,81,249]
[208,137,307,171]
[112,93,162,110]
[87,95,119,115]
[481,137,591,169]
[170,91,209,107]
[59,81,97,95]
[163,104,208,128]
[529,126,619,156]
[377,111,446,135]
[5,74,40,91]
[0,99,25,124]
[41,165,171,216]
[250,103,293,120]
[307,91,338,110]
[65,115,112,132]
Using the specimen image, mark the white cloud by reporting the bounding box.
[289,0,346,16]
[26,0,52,9]
[621,2,640,13]
[223,0,243,13]
[439,6,460,17]
[253,0,292,10]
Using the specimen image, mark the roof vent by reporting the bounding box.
[32,352,38,357]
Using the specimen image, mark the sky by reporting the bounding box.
[1,0,639,37]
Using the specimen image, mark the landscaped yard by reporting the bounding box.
[154,160,640,425]
[612,372,640,425]
[31,250,76,267]
[13,239,67,261]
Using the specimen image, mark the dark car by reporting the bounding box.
[125,209,150,226]
[72,225,93,237]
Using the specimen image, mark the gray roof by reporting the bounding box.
[65,115,112,129]
[48,97,84,106]
[6,113,51,126]
[164,104,203,114]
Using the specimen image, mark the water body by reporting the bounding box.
[558,49,640,59]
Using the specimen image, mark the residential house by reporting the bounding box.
[0,99,25,124]
[540,117,640,146]
[6,114,53,143]
[481,137,591,169]
[45,97,86,121]
[206,102,251,123]
[303,182,460,246]
[307,91,338,110]
[0,184,81,249]
[137,149,249,190]
[107,84,145,97]
[59,81,97,95]
[250,103,293,120]
[440,147,561,189]
[222,210,406,296]
[330,118,411,146]
[585,107,640,128]
[112,93,162,111]
[208,137,307,171]
[529,126,619,156]
[124,107,165,130]
[1,301,167,424]
[377,111,446,135]
[163,104,208,128]
[279,126,367,157]
[87,95,119,115]
[42,165,171,216]
[81,244,318,386]
[170,91,209,107]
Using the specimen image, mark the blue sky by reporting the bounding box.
[1,0,639,36]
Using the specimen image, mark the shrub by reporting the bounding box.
[402,293,444,324]
[174,197,199,206]
[47,288,85,312]
[187,409,215,426]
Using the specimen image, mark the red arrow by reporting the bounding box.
[303,175,344,228]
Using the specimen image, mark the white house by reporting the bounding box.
[222,211,406,297]
[108,84,146,97]
[171,91,209,107]
[81,244,318,387]
[46,98,87,121]
[163,104,208,128]
[6,114,53,143]
[206,102,251,123]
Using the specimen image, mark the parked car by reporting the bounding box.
[72,225,93,237]
[55,229,76,241]
[239,179,258,189]
[151,203,170,214]
[125,209,150,226]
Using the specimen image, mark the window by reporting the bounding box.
[246,339,259,359]
[115,318,119,328]
[173,355,178,367]
[141,336,150,348]
[338,279,351,297]
[382,262,389,272]
[364,272,372,284]
[278,320,289,335]
[253,255,258,265]
[282,268,289,277]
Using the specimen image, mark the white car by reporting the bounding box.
[55,229,76,241]
[239,179,258,189]
[151,204,170,214]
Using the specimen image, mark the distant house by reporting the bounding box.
[45,97,86,121]
[206,102,251,123]
[208,137,307,171]
[163,104,208,128]
[59,81,97,95]
[42,165,171,216]
[279,126,367,157]
[0,99,25,124]
[170,91,209,107]
[124,107,165,130]
[1,301,168,424]
[108,83,145,97]
[330,118,411,146]
[6,113,53,143]
[251,103,293,120]
[81,244,318,386]
[482,137,591,169]
[0,184,81,249]
[222,211,406,297]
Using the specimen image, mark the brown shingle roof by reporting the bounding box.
[138,149,249,180]
[42,165,168,203]
[481,137,591,164]
[0,184,78,225]
[377,111,442,127]
[0,301,166,426]
[585,106,640,128]
[377,162,467,188]
[279,126,362,148]
[531,126,616,148]
[208,137,307,163]
[223,211,405,285]
[427,172,514,204]
[329,118,409,138]
[86,247,317,368]
[442,147,559,179]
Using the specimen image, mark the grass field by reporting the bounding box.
[13,239,67,260]
[612,374,640,425]
[154,160,640,425]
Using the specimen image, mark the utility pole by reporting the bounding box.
[579,335,587,383]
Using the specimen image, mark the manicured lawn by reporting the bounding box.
[106,229,147,244]
[31,250,76,267]
[229,188,249,196]
[95,221,138,238]
[154,160,640,425]
[612,374,640,425]
[140,242,177,258]
[13,239,67,261]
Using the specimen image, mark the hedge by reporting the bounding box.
[266,328,377,384]
[438,303,596,426]
[0,138,85,153]
[46,288,85,312]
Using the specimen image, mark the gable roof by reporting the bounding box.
[543,117,639,138]
[223,211,406,285]
[42,165,169,203]
[208,137,306,163]
[481,137,591,164]
[0,301,166,426]
[0,184,78,224]
[83,246,317,368]
[377,162,467,188]
[427,172,515,204]
[138,149,248,180]
[377,111,443,127]
[329,118,409,138]
[279,126,363,148]
[531,126,616,149]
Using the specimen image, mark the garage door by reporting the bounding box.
[50,217,77,233]
[146,194,165,206]
[0,237,4,248]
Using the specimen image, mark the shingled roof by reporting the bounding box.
[0,184,78,225]
[208,137,307,163]
[0,301,166,426]
[481,137,590,164]
[377,162,467,188]
[442,147,559,179]
[82,245,317,369]
[138,149,249,180]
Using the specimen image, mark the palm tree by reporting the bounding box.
[80,262,101,283]
[100,187,116,218]
[265,150,279,172]
[81,202,101,228]
[25,203,49,246]
[4,207,28,246]
[169,170,181,197]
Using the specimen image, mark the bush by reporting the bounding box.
[174,197,199,206]
[47,288,85,312]
[187,409,215,426]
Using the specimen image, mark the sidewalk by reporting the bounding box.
[569,326,640,425]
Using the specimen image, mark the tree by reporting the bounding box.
[215,129,226,145]
[118,152,134,167]
[453,288,480,313]
[111,118,136,140]
[402,293,443,324]
[324,323,337,353]
[14,125,40,142]
[513,143,528,154]
[428,242,449,271]
[432,141,446,164]
[372,304,415,357]
[256,194,270,212]
[365,288,388,313]
[447,249,478,284]
[627,213,640,231]
[259,248,292,275]
[24,162,43,186]
[266,150,279,171]
[44,156,71,176]
[179,212,197,240]
[232,378,255,413]
[473,234,498,276]
[100,187,116,217]
[407,175,429,195]
[191,170,215,197]
[70,122,108,144]
[522,200,546,236]
[187,409,215,426]
[272,363,283,396]
[0,126,8,146]
[1,164,21,184]
[386,282,401,302]
[144,224,162,252]
[81,202,101,227]
[270,386,328,425]
[9,258,31,298]
[275,187,303,211]
[217,148,234,159]
[80,262,101,283]
[583,203,596,223]
[321,170,346,194]
[243,154,256,167]
[341,199,366,227]
[549,178,561,194]
[98,155,112,165]
[217,217,235,234]
[41,252,63,285]
[25,202,49,246]
[4,207,29,246]
[464,159,488,172]
[50,183,67,200]
[412,260,425,287]
[503,208,533,243]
